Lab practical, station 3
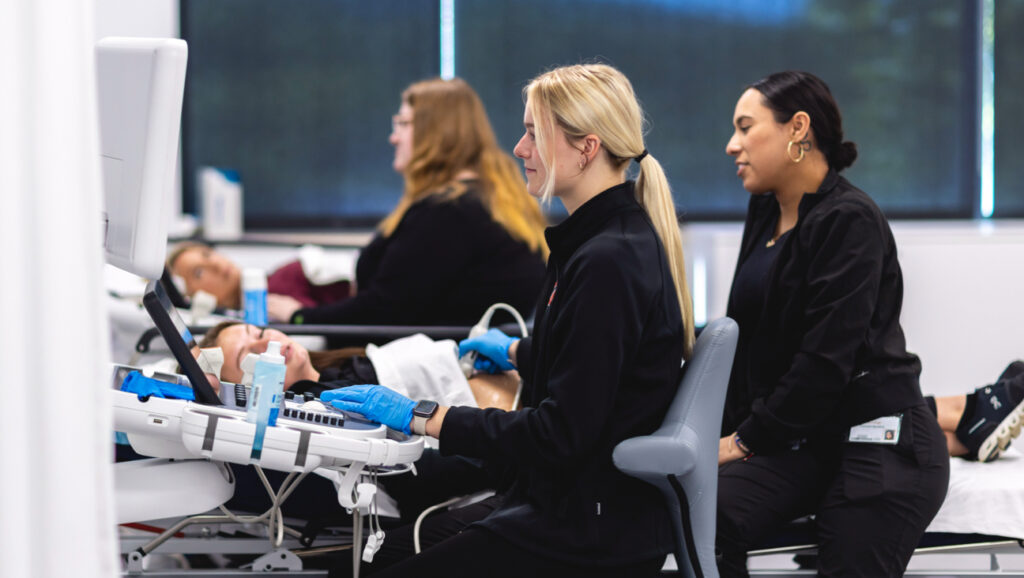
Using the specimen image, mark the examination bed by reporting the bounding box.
[745,448,1024,577]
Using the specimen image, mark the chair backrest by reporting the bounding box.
[613,317,738,578]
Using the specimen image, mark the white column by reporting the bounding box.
[0,1,118,576]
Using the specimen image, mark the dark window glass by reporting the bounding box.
[456,0,975,219]
[180,0,439,228]
[180,1,979,228]
[994,0,1024,217]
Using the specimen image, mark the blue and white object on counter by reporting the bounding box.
[246,341,286,461]
[199,167,243,241]
[242,268,267,326]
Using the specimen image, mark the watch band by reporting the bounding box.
[411,415,429,436]
[411,400,439,436]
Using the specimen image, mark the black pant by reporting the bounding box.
[329,490,664,577]
[328,496,502,577]
[716,404,949,577]
[378,450,496,525]
[362,526,664,578]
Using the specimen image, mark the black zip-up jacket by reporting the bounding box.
[725,170,925,454]
[290,181,545,326]
[439,181,684,564]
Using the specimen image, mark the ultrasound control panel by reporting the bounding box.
[282,394,345,427]
[230,385,376,431]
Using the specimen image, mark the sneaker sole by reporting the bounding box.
[977,398,1024,462]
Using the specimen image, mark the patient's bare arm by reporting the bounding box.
[267,294,303,322]
[467,371,520,410]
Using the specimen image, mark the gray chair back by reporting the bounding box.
[613,317,738,578]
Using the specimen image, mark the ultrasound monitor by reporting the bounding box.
[142,279,222,406]
[97,37,187,280]
[160,266,190,309]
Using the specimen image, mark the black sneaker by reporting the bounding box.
[958,361,1024,462]
[997,360,1024,383]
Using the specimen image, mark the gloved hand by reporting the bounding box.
[121,371,196,401]
[320,385,416,434]
[458,328,518,373]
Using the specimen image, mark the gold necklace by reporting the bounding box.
[766,225,790,247]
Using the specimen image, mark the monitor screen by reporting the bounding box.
[97,37,187,280]
[142,279,222,406]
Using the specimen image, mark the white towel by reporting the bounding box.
[297,244,359,285]
[195,347,224,379]
[365,334,477,409]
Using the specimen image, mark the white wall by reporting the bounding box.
[95,0,177,39]
[895,222,1024,396]
[688,220,1024,398]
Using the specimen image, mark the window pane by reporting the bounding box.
[180,0,439,228]
[994,0,1024,217]
[456,0,974,219]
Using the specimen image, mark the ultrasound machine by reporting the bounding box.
[100,37,423,576]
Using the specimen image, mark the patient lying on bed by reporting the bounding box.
[192,319,519,412]
[169,242,353,317]
[927,360,1024,462]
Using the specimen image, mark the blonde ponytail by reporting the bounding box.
[635,155,695,359]
[525,64,695,358]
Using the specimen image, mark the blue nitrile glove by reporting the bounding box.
[458,328,518,373]
[120,371,195,401]
[320,385,416,434]
[473,357,499,374]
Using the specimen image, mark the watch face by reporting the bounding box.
[413,399,439,418]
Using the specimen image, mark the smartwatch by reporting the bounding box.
[411,400,439,436]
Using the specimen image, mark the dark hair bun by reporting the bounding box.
[833,140,858,171]
[750,71,857,172]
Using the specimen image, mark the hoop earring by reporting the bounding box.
[787,140,805,163]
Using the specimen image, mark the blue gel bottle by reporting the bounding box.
[246,341,286,462]
[242,268,267,326]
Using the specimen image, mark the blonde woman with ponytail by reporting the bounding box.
[327,64,693,578]
[516,63,694,357]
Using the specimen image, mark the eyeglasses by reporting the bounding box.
[391,116,412,131]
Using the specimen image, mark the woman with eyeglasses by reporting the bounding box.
[268,78,548,327]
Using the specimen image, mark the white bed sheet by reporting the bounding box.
[926,447,1024,540]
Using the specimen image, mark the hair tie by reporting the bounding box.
[633,149,649,164]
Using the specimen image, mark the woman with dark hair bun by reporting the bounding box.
[745,70,859,172]
[716,71,949,577]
